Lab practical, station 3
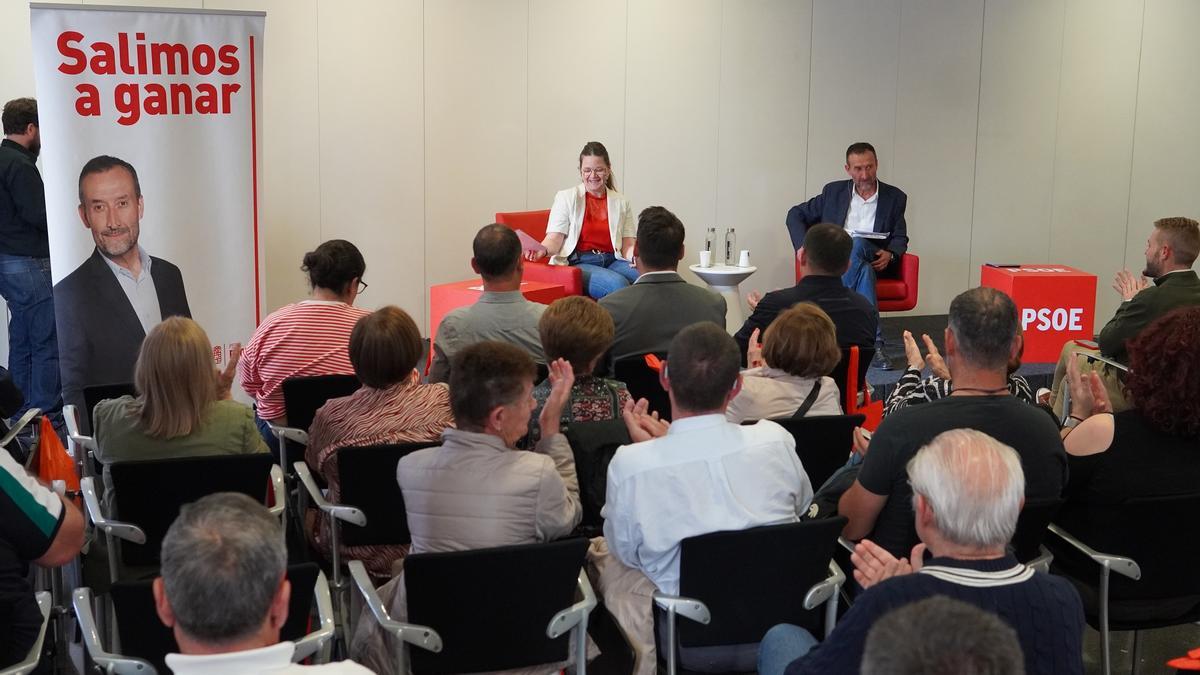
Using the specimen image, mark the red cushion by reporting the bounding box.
[875,279,908,300]
[494,209,584,296]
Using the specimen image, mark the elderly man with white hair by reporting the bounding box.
[757,429,1085,675]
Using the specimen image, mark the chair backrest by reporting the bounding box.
[767,414,865,490]
[830,346,874,411]
[281,374,362,432]
[1010,496,1063,564]
[1063,493,1200,601]
[337,442,439,547]
[83,382,137,434]
[404,537,589,673]
[563,419,631,532]
[110,454,276,567]
[495,210,552,242]
[613,353,671,422]
[672,518,847,647]
[109,562,320,673]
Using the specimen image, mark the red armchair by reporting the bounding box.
[795,252,919,312]
[494,210,584,296]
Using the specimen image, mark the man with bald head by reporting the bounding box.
[759,429,1085,675]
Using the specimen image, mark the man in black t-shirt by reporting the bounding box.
[839,287,1067,557]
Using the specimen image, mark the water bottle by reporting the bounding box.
[724,228,737,265]
[705,227,716,257]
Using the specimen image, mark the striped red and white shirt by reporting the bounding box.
[238,300,370,420]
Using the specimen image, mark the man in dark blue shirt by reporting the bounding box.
[0,98,59,417]
[757,428,1084,675]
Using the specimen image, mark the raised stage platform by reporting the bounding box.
[870,314,1056,401]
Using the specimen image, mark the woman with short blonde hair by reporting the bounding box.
[93,317,268,499]
[726,303,843,423]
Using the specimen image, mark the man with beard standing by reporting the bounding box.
[54,155,191,427]
[0,98,60,417]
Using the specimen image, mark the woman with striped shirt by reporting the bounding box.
[238,240,371,449]
[305,306,453,577]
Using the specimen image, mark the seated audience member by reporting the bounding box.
[527,141,638,299]
[758,429,1084,675]
[1054,307,1200,568]
[526,296,631,445]
[593,322,813,674]
[305,306,454,577]
[153,493,371,673]
[735,223,876,364]
[884,329,1033,416]
[1049,217,1200,415]
[94,317,268,502]
[429,225,546,383]
[352,342,582,675]
[860,596,1026,675]
[239,240,370,447]
[839,287,1067,558]
[726,303,842,423]
[0,449,84,668]
[599,206,725,364]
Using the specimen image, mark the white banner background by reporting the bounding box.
[30,4,263,400]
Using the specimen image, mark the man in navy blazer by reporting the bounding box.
[786,143,908,364]
[54,156,190,429]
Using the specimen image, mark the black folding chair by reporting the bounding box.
[295,441,438,631]
[83,383,137,435]
[653,518,848,675]
[80,454,284,583]
[613,353,671,421]
[1010,496,1063,572]
[350,538,596,674]
[563,419,631,534]
[1046,493,1200,675]
[766,414,865,490]
[268,374,362,478]
[74,563,334,673]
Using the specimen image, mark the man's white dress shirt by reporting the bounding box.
[601,414,813,595]
[166,641,374,675]
[845,184,879,237]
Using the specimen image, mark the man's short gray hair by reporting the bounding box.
[862,596,1025,675]
[160,492,286,644]
[947,287,1019,371]
[906,429,1025,549]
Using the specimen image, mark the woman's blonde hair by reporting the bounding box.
[762,303,841,378]
[134,317,218,439]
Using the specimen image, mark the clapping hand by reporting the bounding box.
[216,343,242,400]
[921,334,950,380]
[902,330,924,371]
[852,539,925,589]
[538,358,576,437]
[621,397,670,442]
[1065,354,1111,420]
[1113,269,1150,301]
[747,290,763,311]
[747,328,766,369]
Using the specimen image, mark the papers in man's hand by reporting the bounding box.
[851,229,888,240]
[515,229,548,254]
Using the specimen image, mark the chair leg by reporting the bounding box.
[1100,563,1112,675]
[665,608,677,675]
[1130,630,1141,675]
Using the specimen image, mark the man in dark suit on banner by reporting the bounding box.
[54,155,190,425]
[786,142,908,368]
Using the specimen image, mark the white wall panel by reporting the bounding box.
[970,0,1065,284]
[1127,0,1200,276]
[623,0,723,287]
[526,1,627,212]
[892,0,984,316]
[317,0,425,322]
[806,0,900,195]
[424,0,528,292]
[206,0,321,317]
[715,0,811,297]
[1049,0,1143,325]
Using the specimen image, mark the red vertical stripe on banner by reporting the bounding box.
[250,34,261,324]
